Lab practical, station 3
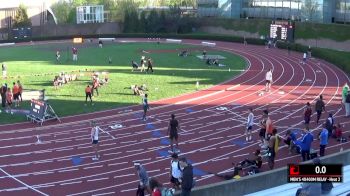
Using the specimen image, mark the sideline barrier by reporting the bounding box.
[166,39,182,43]
[0,43,15,47]
[175,149,350,196]
[201,41,216,47]
[98,38,115,41]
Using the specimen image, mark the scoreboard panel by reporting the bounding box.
[12,27,32,39]
[30,99,46,120]
[270,21,294,42]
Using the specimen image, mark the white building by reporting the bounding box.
[76,5,104,24]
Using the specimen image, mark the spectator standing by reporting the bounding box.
[267,129,283,169]
[12,82,20,107]
[246,108,254,141]
[319,124,329,157]
[1,84,7,108]
[300,129,314,162]
[259,110,268,146]
[17,80,23,102]
[315,95,326,125]
[135,162,150,196]
[302,52,307,64]
[342,83,349,106]
[72,47,78,61]
[2,63,7,78]
[179,157,193,196]
[345,90,350,118]
[92,78,99,97]
[304,102,312,130]
[325,113,334,137]
[6,87,13,112]
[146,58,154,73]
[170,153,182,190]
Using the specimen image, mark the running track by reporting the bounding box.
[0,38,349,196]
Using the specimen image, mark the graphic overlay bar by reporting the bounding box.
[288,164,342,183]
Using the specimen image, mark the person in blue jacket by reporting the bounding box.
[300,129,314,162]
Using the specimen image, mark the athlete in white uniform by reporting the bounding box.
[265,69,273,92]
[91,121,100,161]
[170,153,182,189]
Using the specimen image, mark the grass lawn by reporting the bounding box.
[0,42,246,124]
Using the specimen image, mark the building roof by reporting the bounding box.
[0,0,57,9]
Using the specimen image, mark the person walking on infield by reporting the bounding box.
[92,78,99,96]
[17,80,23,102]
[140,57,146,72]
[90,121,100,160]
[179,157,193,196]
[2,63,7,79]
[142,94,150,121]
[315,95,326,125]
[265,69,272,92]
[72,47,78,61]
[12,82,20,107]
[246,108,254,141]
[56,51,60,62]
[168,114,180,153]
[1,84,7,108]
[345,90,350,118]
[146,58,154,73]
[304,102,312,130]
[6,88,13,112]
[319,123,328,157]
[85,85,93,105]
[170,153,182,190]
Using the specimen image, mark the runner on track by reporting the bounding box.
[168,114,180,153]
[91,120,100,161]
[265,69,273,92]
[246,108,254,141]
[142,94,150,121]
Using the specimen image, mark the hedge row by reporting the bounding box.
[1,33,348,75]
[277,42,350,74]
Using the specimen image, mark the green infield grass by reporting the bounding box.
[0,41,246,124]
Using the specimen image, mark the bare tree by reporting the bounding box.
[301,0,319,21]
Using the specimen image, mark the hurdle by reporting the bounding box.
[98,38,115,42]
[166,39,182,43]
[201,41,216,47]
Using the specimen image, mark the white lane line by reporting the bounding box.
[56,148,74,152]
[92,192,116,196]
[132,158,151,162]
[103,152,122,156]
[226,84,241,91]
[113,174,134,178]
[0,167,49,196]
[199,148,217,152]
[208,137,224,141]
[87,177,109,182]
[199,129,214,133]
[219,144,236,149]
[58,168,79,173]
[120,140,137,144]
[126,149,144,153]
[99,143,115,147]
[175,89,225,105]
[60,181,83,186]
[83,165,104,170]
[121,188,137,193]
[108,161,128,167]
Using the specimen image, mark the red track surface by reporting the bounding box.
[0,38,349,196]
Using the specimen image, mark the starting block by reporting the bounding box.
[216,107,228,111]
[278,91,285,95]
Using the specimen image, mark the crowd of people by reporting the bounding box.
[0,81,23,112]
[132,56,154,73]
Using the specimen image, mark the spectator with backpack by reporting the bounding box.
[179,157,193,196]
[325,113,334,137]
[170,153,182,190]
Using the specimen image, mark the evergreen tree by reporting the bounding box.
[13,4,32,28]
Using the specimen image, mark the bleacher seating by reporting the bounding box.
[246,165,350,196]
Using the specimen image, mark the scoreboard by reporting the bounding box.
[12,27,32,39]
[270,21,294,42]
[29,99,46,120]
